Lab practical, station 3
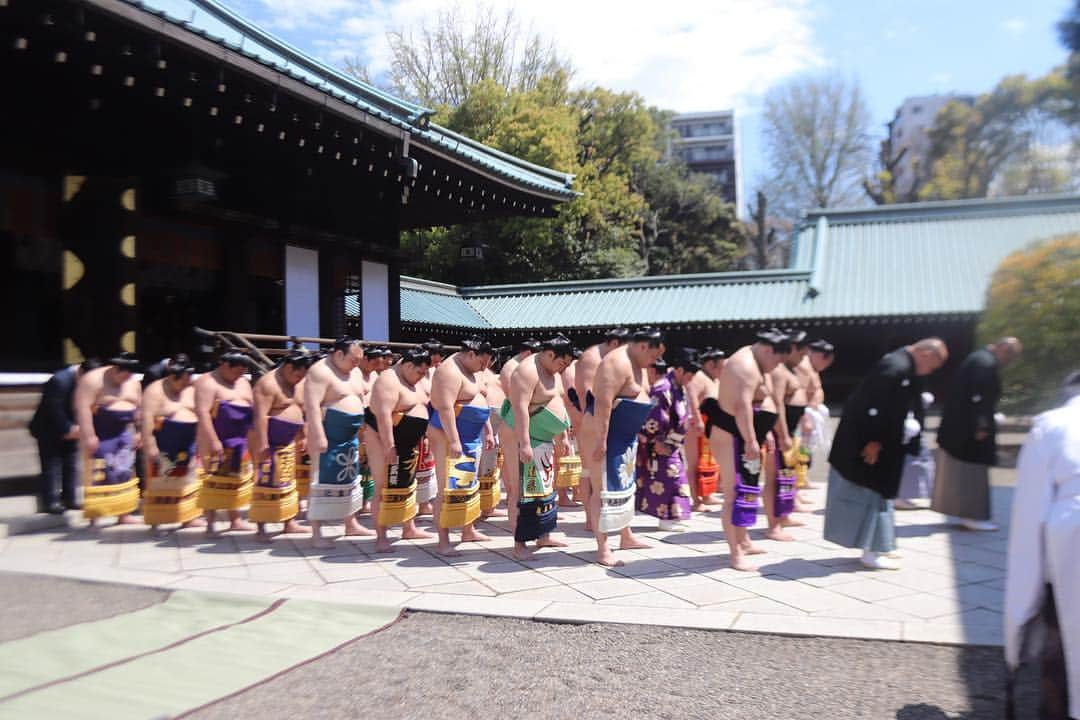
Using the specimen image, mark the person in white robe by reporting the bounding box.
[1004,371,1080,720]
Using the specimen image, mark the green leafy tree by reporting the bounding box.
[636,160,744,274]
[863,134,924,205]
[920,73,1074,201]
[977,234,1080,411]
[347,4,745,283]
[1058,0,1080,122]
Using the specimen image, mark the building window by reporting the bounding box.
[681,121,730,138]
[335,273,362,338]
[912,105,923,114]
[686,145,728,162]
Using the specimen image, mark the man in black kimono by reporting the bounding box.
[825,339,948,570]
[29,359,100,513]
[932,337,1023,531]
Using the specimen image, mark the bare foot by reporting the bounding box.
[417,502,433,516]
[742,544,767,556]
[461,528,492,543]
[117,514,141,525]
[481,508,508,518]
[512,545,537,561]
[779,516,805,528]
[311,536,335,549]
[345,518,376,537]
[693,502,715,512]
[731,556,758,572]
[229,519,256,532]
[619,537,651,550]
[536,537,568,548]
[401,526,435,540]
[182,517,207,529]
[283,519,310,535]
[765,528,795,542]
[436,544,462,557]
[254,529,274,544]
[557,499,582,508]
[794,501,814,513]
[374,538,396,553]
[596,549,625,567]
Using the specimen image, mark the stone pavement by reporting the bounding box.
[0,457,1015,647]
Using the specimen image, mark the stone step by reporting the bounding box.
[0,409,33,432]
[0,447,39,481]
[0,392,42,411]
[0,495,74,538]
[0,427,36,453]
[0,391,39,432]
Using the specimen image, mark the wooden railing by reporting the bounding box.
[193,327,461,371]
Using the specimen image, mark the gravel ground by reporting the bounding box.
[0,572,167,642]
[0,573,1041,719]
[192,612,1041,720]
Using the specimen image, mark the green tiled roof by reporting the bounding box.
[461,270,811,328]
[107,0,576,200]
[401,194,1080,330]
[400,278,491,329]
[797,194,1080,318]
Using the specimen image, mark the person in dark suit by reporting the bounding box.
[28,359,101,513]
[932,337,1023,531]
[824,339,948,570]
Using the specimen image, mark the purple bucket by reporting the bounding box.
[731,478,761,528]
[774,447,796,517]
[730,432,762,528]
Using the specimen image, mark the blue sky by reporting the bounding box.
[229,0,1072,203]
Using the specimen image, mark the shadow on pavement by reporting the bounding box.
[894,654,1041,719]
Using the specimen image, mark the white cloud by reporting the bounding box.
[243,0,823,114]
[1000,18,1028,34]
[929,72,953,88]
[240,0,362,30]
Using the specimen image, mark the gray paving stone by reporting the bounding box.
[704,596,806,616]
[0,472,1019,646]
[658,581,756,607]
[597,591,697,610]
[571,577,654,600]
[878,592,973,619]
[829,578,919,603]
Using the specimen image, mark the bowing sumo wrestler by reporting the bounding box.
[365,346,436,553]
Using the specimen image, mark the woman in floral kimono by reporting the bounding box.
[636,358,693,531]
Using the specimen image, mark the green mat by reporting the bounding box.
[0,591,400,719]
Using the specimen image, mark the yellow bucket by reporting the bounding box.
[143,474,201,526]
[438,455,481,529]
[555,454,582,489]
[378,479,418,526]
[197,466,254,511]
[83,469,141,520]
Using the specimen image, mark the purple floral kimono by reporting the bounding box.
[635,375,692,522]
